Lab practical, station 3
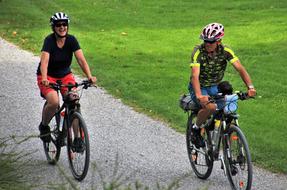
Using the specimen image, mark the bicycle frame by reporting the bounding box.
[54,99,80,139]
[42,80,93,181]
[185,91,253,189]
[210,113,239,160]
[187,101,240,158]
[48,80,89,143]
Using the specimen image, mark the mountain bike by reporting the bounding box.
[40,80,94,181]
[181,92,253,190]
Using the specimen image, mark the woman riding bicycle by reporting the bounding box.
[188,23,256,148]
[36,12,96,143]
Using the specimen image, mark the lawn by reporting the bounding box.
[0,0,286,173]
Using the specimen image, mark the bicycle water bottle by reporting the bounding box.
[212,119,221,146]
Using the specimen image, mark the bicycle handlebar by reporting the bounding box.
[49,80,96,91]
[211,91,254,101]
[237,92,252,100]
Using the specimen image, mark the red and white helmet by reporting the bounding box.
[200,23,224,42]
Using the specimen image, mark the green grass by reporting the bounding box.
[0,0,286,174]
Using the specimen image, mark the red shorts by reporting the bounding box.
[37,73,76,98]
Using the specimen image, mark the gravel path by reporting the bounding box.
[0,38,286,190]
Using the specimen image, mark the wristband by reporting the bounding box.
[248,85,254,89]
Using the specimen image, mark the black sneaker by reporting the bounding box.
[38,123,51,143]
[72,137,85,153]
[191,127,205,148]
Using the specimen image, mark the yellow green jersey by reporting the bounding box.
[190,44,239,87]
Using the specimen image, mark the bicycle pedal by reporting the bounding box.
[231,166,238,176]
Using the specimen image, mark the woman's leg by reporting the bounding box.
[37,75,59,142]
[42,91,59,126]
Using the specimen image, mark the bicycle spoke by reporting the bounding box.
[46,142,57,157]
[186,114,213,179]
[67,112,90,181]
[224,126,252,190]
[42,111,61,165]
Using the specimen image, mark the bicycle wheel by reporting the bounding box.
[43,110,61,165]
[223,125,252,190]
[67,111,90,181]
[186,114,213,179]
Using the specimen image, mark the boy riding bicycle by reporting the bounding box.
[188,23,256,148]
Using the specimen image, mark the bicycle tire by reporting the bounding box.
[67,111,90,181]
[223,124,252,190]
[42,105,61,165]
[186,114,213,179]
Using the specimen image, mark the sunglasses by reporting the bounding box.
[204,40,217,44]
[55,22,68,27]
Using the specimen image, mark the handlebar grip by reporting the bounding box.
[48,83,60,90]
[237,92,249,100]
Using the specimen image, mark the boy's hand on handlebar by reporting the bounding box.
[197,95,210,108]
[247,88,256,97]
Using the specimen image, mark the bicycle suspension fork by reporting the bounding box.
[221,120,233,176]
